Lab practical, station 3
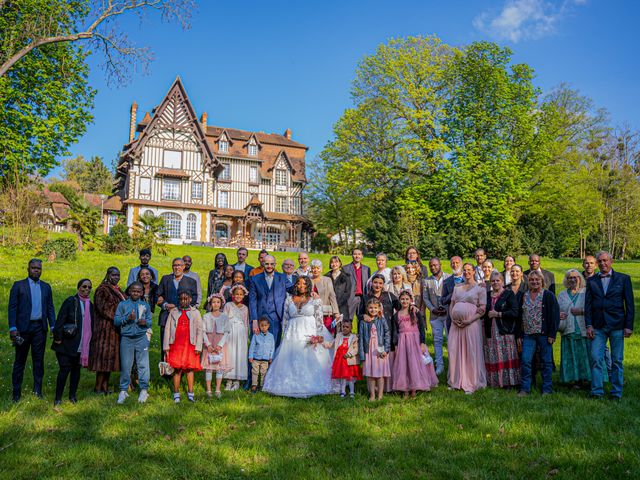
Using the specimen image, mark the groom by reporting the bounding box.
[248,255,288,386]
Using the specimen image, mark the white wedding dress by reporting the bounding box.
[262,296,337,398]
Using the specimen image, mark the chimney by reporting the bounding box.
[129,101,138,142]
[284,128,292,140]
[201,112,208,131]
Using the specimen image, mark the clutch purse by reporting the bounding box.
[62,298,79,338]
[158,361,174,376]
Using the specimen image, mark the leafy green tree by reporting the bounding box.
[63,156,113,194]
[133,213,169,255]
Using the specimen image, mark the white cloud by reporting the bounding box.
[473,0,586,43]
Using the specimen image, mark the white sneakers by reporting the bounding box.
[138,389,149,403]
[117,391,129,404]
[118,390,150,404]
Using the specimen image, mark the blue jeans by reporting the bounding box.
[430,317,447,371]
[521,334,553,394]
[591,327,624,398]
[120,335,150,391]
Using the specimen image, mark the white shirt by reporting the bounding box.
[600,269,613,294]
[265,273,274,290]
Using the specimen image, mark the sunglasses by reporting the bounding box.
[80,285,92,289]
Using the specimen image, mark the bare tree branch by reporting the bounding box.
[0,0,195,83]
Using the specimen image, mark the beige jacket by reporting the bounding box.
[163,307,206,352]
[313,276,339,315]
[331,333,359,366]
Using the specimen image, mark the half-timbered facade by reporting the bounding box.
[109,77,311,250]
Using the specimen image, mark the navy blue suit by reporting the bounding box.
[249,272,288,347]
[585,270,635,398]
[8,278,56,398]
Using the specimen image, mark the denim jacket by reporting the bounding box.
[358,316,391,362]
[114,298,152,338]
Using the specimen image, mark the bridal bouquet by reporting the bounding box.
[306,335,324,349]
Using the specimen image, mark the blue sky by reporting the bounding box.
[61,0,640,173]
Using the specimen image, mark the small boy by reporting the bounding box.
[248,317,276,392]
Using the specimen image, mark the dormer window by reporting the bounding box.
[248,141,258,156]
[275,169,287,187]
[219,140,229,153]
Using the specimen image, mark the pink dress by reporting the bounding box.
[392,314,439,392]
[448,285,487,393]
[363,324,390,378]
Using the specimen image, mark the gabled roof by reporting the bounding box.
[118,77,219,178]
[270,149,297,175]
[247,194,263,207]
[243,133,262,148]
[215,129,234,145]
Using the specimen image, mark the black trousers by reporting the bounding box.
[55,352,82,401]
[12,322,46,396]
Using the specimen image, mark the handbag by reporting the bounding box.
[158,353,174,377]
[62,298,79,339]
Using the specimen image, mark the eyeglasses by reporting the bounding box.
[80,285,92,290]
[568,276,580,280]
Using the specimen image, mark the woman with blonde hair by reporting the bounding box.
[557,269,594,387]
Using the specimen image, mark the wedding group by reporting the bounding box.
[7,245,634,406]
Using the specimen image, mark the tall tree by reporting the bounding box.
[63,155,113,194]
[0,39,94,187]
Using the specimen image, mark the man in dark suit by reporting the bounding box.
[524,254,556,294]
[233,247,254,282]
[157,257,197,350]
[247,255,288,388]
[342,248,371,322]
[8,259,56,401]
[441,256,464,331]
[249,255,288,347]
[585,251,634,399]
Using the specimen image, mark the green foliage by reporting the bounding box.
[63,155,113,195]
[132,213,169,256]
[102,222,133,254]
[41,237,77,261]
[0,6,95,186]
[48,181,82,207]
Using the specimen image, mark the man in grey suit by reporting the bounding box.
[422,257,450,376]
[524,254,556,294]
[342,248,370,322]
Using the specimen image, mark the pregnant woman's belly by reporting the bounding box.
[451,302,478,323]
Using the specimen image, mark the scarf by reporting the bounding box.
[78,294,92,367]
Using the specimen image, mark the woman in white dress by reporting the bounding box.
[263,276,336,398]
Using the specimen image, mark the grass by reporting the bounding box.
[0,245,639,479]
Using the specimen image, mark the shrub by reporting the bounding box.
[41,237,77,261]
[102,223,133,254]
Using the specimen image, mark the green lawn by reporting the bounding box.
[0,246,638,479]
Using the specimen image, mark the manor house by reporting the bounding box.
[104,77,312,250]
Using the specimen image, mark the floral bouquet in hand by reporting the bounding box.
[306,335,324,349]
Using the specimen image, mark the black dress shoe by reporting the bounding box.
[69,396,77,404]
[54,400,62,406]
[12,394,21,403]
[33,391,43,399]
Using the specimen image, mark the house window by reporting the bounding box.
[186,213,197,240]
[163,150,181,169]
[249,143,258,156]
[219,140,229,153]
[218,190,229,208]
[219,163,231,181]
[162,178,180,201]
[291,196,300,215]
[276,196,288,213]
[161,212,182,239]
[143,210,154,218]
[192,181,202,199]
[107,213,118,233]
[249,166,258,184]
[139,177,151,195]
[275,169,287,186]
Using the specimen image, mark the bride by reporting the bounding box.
[263,276,336,398]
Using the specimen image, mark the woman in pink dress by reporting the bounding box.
[448,263,487,393]
[391,290,438,397]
